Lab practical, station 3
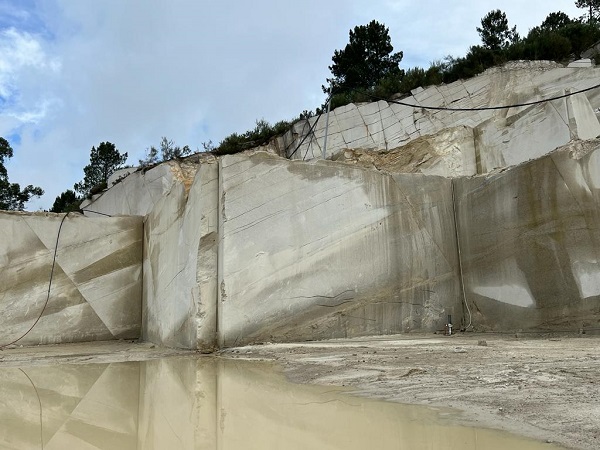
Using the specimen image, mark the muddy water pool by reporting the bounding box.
[0,356,564,449]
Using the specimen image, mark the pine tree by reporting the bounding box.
[74,141,127,196]
[325,20,403,95]
[0,137,44,210]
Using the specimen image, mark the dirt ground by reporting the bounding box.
[0,340,189,367]
[1,335,598,449]
[220,333,600,450]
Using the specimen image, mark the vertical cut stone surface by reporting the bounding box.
[143,162,218,350]
[0,212,142,345]
[475,92,600,173]
[455,144,600,331]
[218,153,461,346]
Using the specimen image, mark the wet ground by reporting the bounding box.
[223,333,600,450]
[0,336,595,449]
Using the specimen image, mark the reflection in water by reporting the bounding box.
[0,357,563,450]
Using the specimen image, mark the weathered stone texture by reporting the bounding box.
[0,212,142,345]
[81,159,204,217]
[288,63,600,178]
[334,126,476,176]
[143,162,218,350]
[35,62,600,348]
[475,93,600,173]
[455,143,600,331]
[217,153,461,346]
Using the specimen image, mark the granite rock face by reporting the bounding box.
[217,153,461,346]
[475,93,600,173]
[81,158,205,217]
[287,62,600,177]
[30,62,600,349]
[455,141,600,331]
[143,161,218,350]
[334,125,477,176]
[77,143,600,348]
[0,212,143,345]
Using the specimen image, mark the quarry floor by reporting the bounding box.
[222,333,600,450]
[1,334,598,450]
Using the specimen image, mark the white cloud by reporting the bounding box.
[0,28,53,97]
[0,27,61,134]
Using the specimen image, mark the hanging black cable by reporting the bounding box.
[19,368,44,449]
[80,208,112,217]
[288,80,600,162]
[0,212,69,349]
[281,118,311,157]
[288,90,335,159]
[302,129,316,161]
[351,81,600,112]
[288,112,323,159]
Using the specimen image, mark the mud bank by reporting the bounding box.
[221,334,600,450]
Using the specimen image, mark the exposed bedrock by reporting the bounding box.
[0,212,143,345]
[287,62,600,177]
[81,156,211,217]
[455,142,600,331]
[77,141,600,349]
[33,62,600,349]
[217,153,461,346]
[143,161,219,350]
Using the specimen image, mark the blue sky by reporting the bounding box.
[0,0,584,210]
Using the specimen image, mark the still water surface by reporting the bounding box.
[0,357,563,449]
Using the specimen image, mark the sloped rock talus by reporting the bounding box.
[0,212,143,345]
[217,153,461,346]
[455,143,600,331]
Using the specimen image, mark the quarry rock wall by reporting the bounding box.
[6,63,600,349]
[72,142,600,349]
[287,63,600,177]
[0,212,143,346]
[132,152,461,349]
[455,142,600,332]
[81,156,213,217]
[142,161,218,350]
[217,153,461,346]
[6,146,600,349]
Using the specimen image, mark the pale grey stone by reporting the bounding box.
[455,144,600,331]
[142,161,218,351]
[81,159,203,218]
[0,212,142,345]
[568,59,593,68]
[217,152,461,346]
